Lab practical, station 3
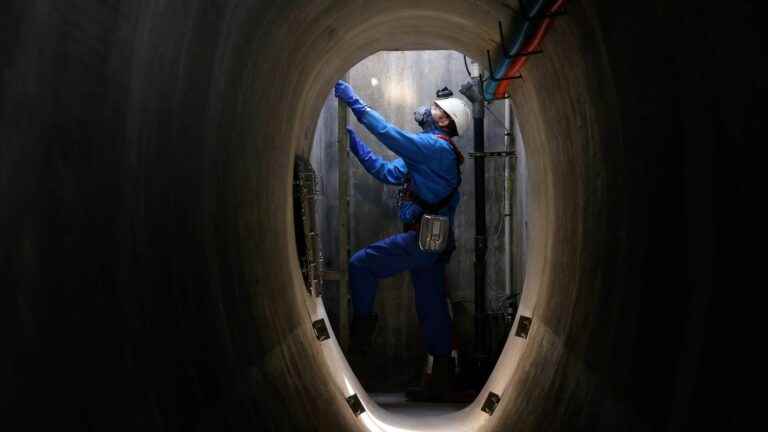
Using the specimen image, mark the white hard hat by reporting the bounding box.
[434,97,471,137]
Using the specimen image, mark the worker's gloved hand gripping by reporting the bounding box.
[335,79,428,165]
[335,80,368,120]
[346,126,365,158]
[346,126,407,186]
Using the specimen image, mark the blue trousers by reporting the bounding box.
[349,231,453,356]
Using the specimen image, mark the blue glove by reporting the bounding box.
[335,80,368,119]
[334,80,357,103]
[346,126,362,156]
[346,126,408,186]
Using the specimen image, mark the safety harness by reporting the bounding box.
[402,134,464,233]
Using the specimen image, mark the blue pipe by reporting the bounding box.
[483,0,553,101]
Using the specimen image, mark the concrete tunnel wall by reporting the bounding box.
[2,0,740,430]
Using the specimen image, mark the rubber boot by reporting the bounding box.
[348,314,378,389]
[405,354,455,402]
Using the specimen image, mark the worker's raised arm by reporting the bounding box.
[346,127,407,185]
[335,80,430,163]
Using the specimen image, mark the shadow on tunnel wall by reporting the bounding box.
[1,0,755,430]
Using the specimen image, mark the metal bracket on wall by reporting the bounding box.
[469,151,517,159]
[312,319,330,342]
[498,21,545,60]
[516,316,532,339]
[346,394,366,416]
[481,2,569,100]
[486,50,523,83]
[512,49,543,58]
[477,70,514,103]
[296,162,324,298]
[481,392,502,415]
[485,20,546,84]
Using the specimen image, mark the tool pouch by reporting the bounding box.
[418,214,450,253]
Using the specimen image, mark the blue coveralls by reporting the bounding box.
[348,105,460,357]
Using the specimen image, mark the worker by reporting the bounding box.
[335,80,470,402]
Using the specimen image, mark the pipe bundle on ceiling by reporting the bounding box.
[483,0,568,101]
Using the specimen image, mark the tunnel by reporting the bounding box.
[2,1,744,431]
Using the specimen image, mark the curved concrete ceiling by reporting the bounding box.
[1,0,737,430]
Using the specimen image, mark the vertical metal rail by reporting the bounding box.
[504,98,514,298]
[472,75,488,357]
[461,63,491,367]
[337,73,350,351]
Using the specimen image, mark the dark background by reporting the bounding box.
[2,1,756,430]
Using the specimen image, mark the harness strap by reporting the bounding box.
[437,134,465,167]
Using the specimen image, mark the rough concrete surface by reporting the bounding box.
[2,0,749,431]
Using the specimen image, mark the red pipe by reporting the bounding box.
[494,0,567,99]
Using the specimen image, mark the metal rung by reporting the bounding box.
[469,151,517,159]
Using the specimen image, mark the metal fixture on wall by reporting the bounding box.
[461,59,522,379]
[294,158,324,298]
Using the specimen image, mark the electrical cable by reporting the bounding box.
[491,0,567,99]
[463,55,472,78]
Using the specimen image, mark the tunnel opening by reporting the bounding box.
[3,0,730,430]
[258,2,626,427]
[291,49,533,427]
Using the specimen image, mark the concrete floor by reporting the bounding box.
[369,393,466,417]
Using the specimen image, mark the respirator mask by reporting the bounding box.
[413,105,436,131]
